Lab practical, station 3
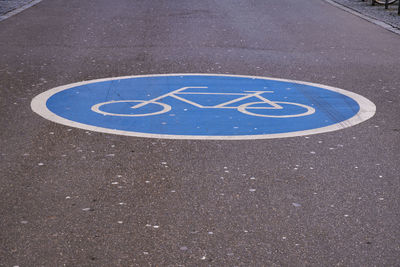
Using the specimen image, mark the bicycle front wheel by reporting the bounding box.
[374,0,397,4]
[91,100,171,117]
[237,101,315,118]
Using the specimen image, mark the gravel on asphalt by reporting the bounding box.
[331,0,400,28]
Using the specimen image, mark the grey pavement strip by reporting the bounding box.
[0,0,42,22]
[324,0,400,35]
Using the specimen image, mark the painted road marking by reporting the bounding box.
[91,87,316,118]
[31,73,376,140]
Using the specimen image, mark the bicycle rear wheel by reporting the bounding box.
[91,100,171,117]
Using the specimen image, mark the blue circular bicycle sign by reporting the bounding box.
[31,74,375,140]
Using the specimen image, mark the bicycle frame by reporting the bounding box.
[91,86,315,118]
[131,87,282,110]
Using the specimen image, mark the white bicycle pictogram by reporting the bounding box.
[91,87,315,118]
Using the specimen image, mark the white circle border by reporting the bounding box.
[31,73,376,140]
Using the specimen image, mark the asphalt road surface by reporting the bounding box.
[1,0,400,266]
